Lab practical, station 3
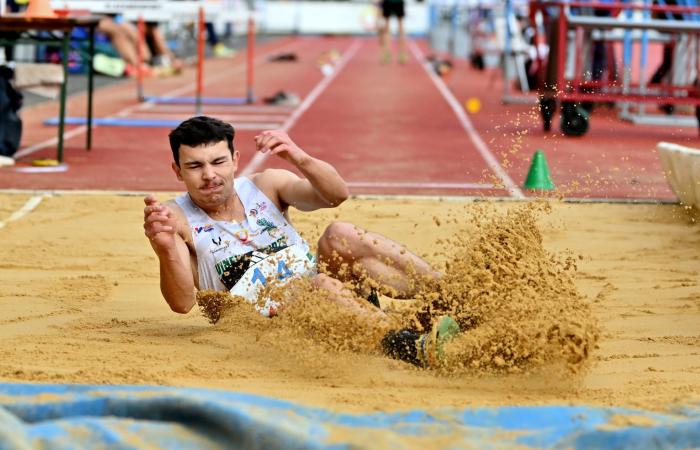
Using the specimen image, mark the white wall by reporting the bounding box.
[257,1,428,35]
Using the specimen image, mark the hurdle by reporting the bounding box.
[41,1,263,129]
[137,7,256,109]
[529,0,700,136]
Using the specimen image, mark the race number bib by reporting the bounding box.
[228,244,315,317]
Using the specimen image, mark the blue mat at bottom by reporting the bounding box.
[0,383,698,449]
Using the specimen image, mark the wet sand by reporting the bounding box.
[0,194,699,413]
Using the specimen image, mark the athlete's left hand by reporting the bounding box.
[254,130,308,166]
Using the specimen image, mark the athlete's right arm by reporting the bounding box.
[143,195,196,313]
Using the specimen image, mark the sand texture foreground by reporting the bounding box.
[0,194,699,413]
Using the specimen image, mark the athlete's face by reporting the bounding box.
[172,140,239,212]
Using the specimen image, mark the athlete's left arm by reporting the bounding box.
[254,130,349,211]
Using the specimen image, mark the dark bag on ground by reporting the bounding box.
[0,65,23,157]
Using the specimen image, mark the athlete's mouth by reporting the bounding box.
[200,183,223,192]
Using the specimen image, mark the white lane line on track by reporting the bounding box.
[347,181,496,189]
[407,40,525,199]
[14,127,89,159]
[14,39,306,160]
[240,39,363,177]
[0,195,44,230]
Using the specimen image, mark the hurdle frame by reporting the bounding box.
[136,8,257,109]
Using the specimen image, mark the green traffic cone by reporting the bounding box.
[523,150,555,190]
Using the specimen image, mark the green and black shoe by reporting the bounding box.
[382,315,460,368]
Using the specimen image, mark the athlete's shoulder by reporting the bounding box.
[163,198,185,215]
[164,198,193,244]
[246,170,297,211]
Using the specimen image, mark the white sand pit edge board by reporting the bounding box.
[657,141,700,208]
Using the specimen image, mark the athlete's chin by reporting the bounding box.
[199,193,225,205]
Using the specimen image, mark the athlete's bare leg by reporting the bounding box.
[310,273,389,324]
[397,18,407,64]
[317,222,440,298]
[378,16,391,63]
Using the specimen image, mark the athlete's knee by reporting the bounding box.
[318,221,363,257]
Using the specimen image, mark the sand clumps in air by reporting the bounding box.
[197,278,390,355]
[198,201,600,376]
[406,202,600,374]
[197,290,233,324]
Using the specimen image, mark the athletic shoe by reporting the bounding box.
[382,329,421,366]
[382,315,460,368]
[269,52,298,62]
[263,90,300,106]
[151,55,183,76]
[213,43,236,58]
[93,53,126,77]
[0,155,15,167]
[380,50,391,65]
[416,315,459,368]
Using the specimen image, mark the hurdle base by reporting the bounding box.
[143,96,256,105]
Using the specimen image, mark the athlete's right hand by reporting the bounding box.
[143,195,177,250]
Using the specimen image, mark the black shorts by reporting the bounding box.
[381,1,405,19]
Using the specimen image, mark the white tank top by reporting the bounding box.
[175,177,316,316]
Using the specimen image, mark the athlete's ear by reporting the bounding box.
[232,150,240,170]
[172,162,183,181]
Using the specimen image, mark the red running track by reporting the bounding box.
[1,35,695,200]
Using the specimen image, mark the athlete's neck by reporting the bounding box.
[195,192,241,222]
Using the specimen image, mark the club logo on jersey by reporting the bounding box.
[248,202,268,218]
[193,224,214,235]
[210,236,231,255]
[256,218,278,237]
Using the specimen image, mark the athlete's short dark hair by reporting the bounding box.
[169,116,235,165]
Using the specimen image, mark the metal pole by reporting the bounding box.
[137,16,145,102]
[246,16,254,104]
[557,4,566,95]
[197,6,205,115]
[86,23,95,150]
[621,5,633,116]
[639,0,651,117]
[57,32,69,163]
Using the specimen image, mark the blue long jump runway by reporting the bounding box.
[0,383,699,449]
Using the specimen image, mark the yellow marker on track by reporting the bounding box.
[465,98,481,114]
[31,159,60,167]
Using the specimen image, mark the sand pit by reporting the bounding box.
[1,193,699,413]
